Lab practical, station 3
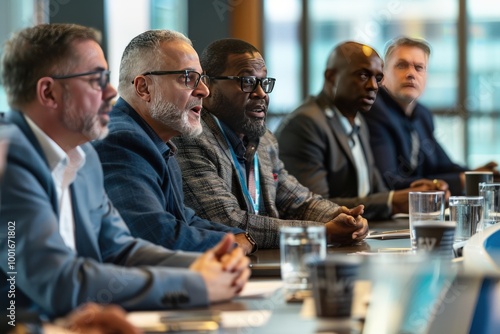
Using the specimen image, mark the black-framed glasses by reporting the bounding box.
[209,76,276,93]
[135,70,209,89]
[51,70,110,91]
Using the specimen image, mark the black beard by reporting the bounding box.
[210,91,267,139]
[241,117,267,139]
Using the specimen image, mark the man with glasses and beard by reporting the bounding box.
[93,30,254,254]
[1,24,249,319]
[173,39,369,249]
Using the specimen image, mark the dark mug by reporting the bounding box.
[465,171,494,196]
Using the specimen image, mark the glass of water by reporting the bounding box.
[280,226,326,300]
[479,183,500,231]
[448,196,483,242]
[409,191,446,250]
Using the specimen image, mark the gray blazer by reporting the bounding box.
[276,95,391,220]
[173,110,341,249]
[0,111,207,317]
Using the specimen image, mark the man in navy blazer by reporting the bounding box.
[363,37,498,194]
[0,23,249,318]
[92,30,255,254]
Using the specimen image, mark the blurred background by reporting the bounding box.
[0,0,498,168]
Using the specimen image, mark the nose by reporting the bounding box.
[103,83,118,101]
[193,80,210,98]
[250,84,267,99]
[367,76,379,91]
[405,66,417,79]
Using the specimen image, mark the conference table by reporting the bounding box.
[204,218,413,334]
[132,219,500,333]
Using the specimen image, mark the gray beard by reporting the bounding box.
[150,96,202,138]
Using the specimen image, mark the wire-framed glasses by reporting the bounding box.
[135,70,209,89]
[209,76,276,93]
[51,70,110,91]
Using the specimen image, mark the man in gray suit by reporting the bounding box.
[173,39,369,248]
[276,41,448,220]
[0,23,249,318]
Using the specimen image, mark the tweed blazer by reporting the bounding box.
[173,110,341,249]
[276,95,391,220]
[0,111,207,317]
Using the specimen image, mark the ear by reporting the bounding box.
[133,76,152,102]
[37,77,59,109]
[324,68,337,85]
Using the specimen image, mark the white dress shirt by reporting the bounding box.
[26,116,85,252]
[329,108,371,198]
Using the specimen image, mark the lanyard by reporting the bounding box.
[214,117,260,214]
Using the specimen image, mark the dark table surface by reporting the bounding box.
[204,219,413,334]
[249,218,411,269]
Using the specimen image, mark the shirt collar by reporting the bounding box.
[218,120,247,159]
[330,106,361,138]
[25,115,86,173]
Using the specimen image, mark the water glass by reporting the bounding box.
[479,183,500,231]
[409,191,446,250]
[449,196,484,242]
[280,226,326,300]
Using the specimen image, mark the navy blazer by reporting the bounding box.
[93,98,243,251]
[363,87,466,195]
[0,111,207,317]
[276,94,391,220]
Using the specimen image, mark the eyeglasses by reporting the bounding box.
[135,70,209,89]
[51,70,110,90]
[209,76,276,93]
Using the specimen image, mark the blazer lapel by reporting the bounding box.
[7,110,59,213]
[70,180,101,260]
[202,111,253,211]
[324,108,357,168]
[203,111,234,163]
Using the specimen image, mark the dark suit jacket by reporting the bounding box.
[93,98,243,251]
[0,111,207,317]
[276,94,391,220]
[173,110,341,249]
[363,87,466,195]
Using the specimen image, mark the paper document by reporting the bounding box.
[365,229,410,240]
[238,280,284,298]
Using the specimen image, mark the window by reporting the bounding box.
[264,0,498,167]
[0,0,41,112]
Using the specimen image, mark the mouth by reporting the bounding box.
[401,82,416,88]
[246,105,267,119]
[189,105,202,116]
[361,95,376,105]
[98,106,112,119]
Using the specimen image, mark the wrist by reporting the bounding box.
[244,232,258,254]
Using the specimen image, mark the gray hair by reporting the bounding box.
[384,36,431,64]
[118,29,191,93]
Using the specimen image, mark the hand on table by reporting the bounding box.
[190,234,250,303]
[392,179,450,214]
[56,303,141,334]
[325,205,369,244]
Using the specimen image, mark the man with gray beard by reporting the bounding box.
[93,30,254,254]
[173,39,369,248]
